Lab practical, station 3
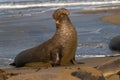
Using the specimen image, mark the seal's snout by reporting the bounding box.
[53,8,70,20]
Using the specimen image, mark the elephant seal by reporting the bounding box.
[109,36,120,53]
[11,8,78,67]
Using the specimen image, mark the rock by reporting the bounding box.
[72,67,105,80]
[0,69,8,80]
[97,57,120,77]
[105,73,120,80]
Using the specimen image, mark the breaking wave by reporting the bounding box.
[0,1,120,9]
[75,54,120,60]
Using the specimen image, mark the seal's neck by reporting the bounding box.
[52,15,76,41]
[54,15,75,39]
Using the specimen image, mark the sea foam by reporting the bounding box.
[0,1,120,9]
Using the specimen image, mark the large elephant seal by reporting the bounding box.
[11,8,78,67]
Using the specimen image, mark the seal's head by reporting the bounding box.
[53,8,70,23]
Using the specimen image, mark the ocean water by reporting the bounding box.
[0,0,120,16]
[0,0,120,68]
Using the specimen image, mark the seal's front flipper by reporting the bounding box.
[51,51,60,67]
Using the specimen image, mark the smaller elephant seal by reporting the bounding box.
[109,36,120,53]
[11,8,78,67]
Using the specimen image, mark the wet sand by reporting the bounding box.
[101,12,120,25]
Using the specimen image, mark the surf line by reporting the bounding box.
[0,1,120,9]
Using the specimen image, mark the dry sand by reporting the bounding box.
[79,6,120,25]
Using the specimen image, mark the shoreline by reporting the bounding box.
[79,7,120,25]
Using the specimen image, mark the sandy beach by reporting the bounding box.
[0,56,119,80]
[79,6,120,25]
